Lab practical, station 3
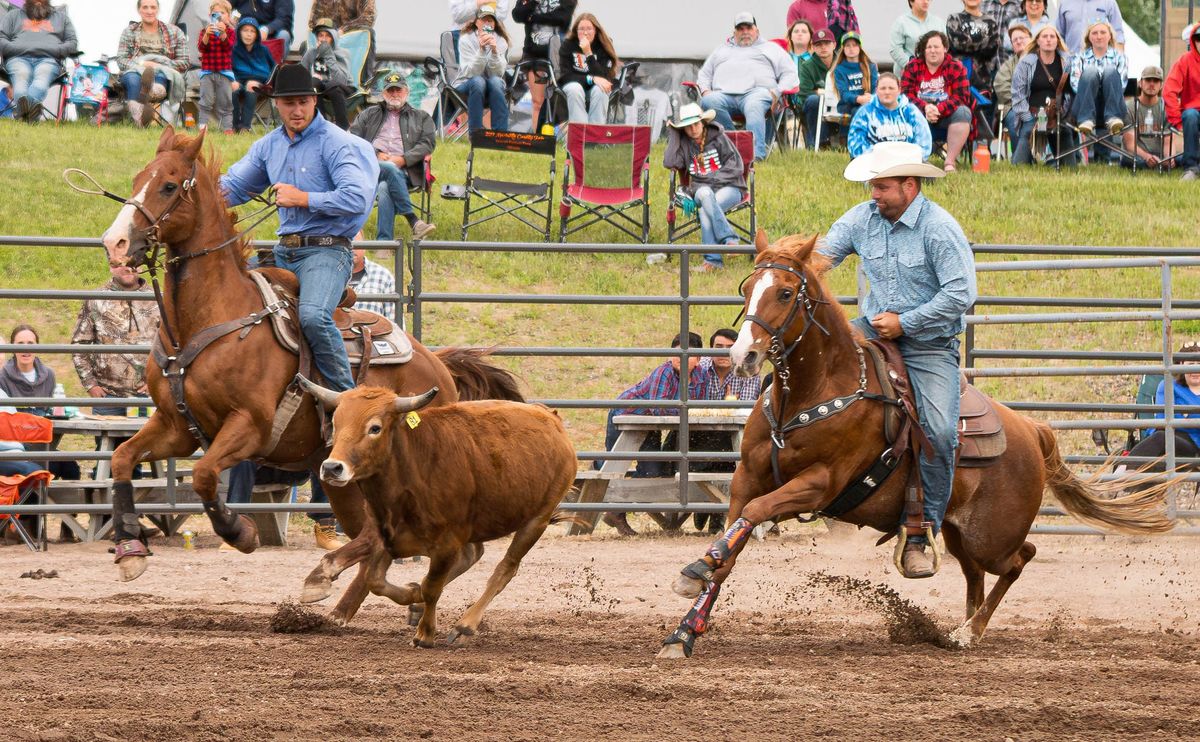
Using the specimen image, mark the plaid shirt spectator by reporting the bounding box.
[982,0,1023,63]
[115,20,190,73]
[900,51,973,121]
[702,358,762,401]
[828,0,860,38]
[617,361,712,416]
[199,24,235,74]
[350,257,396,321]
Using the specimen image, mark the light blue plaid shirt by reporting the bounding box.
[351,258,396,321]
[820,193,977,341]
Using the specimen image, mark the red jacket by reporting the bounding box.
[199,23,235,73]
[1165,23,1200,128]
[900,52,972,120]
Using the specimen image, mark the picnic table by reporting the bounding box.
[568,410,750,535]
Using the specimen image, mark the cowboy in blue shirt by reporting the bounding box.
[820,141,977,578]
[220,63,379,392]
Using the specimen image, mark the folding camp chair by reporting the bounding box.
[0,57,74,122]
[512,33,566,131]
[558,123,652,243]
[66,62,110,125]
[666,129,756,244]
[461,129,557,241]
[305,28,379,122]
[812,70,851,152]
[406,155,434,223]
[605,61,640,124]
[250,37,287,130]
[422,31,470,141]
[0,411,54,551]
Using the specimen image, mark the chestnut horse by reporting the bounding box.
[98,128,520,624]
[658,232,1175,659]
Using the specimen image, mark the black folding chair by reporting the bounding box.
[461,129,557,241]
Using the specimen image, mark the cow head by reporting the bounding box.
[296,375,439,487]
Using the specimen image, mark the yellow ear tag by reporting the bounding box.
[405,411,421,429]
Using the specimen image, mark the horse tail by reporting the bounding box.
[1036,423,1176,534]
[435,347,525,402]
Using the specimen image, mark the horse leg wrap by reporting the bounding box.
[663,581,723,658]
[706,517,755,567]
[111,481,143,543]
[202,499,242,542]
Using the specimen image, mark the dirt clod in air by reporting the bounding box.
[270,600,334,634]
[803,571,953,648]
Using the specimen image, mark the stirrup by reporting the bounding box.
[892,524,940,578]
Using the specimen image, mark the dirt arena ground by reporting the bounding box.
[2,522,1198,741]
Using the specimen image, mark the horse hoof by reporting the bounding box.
[672,573,703,599]
[446,625,476,644]
[300,577,333,604]
[948,624,976,649]
[233,516,259,553]
[656,643,690,660]
[329,611,350,627]
[411,635,437,649]
[117,555,148,582]
[407,604,425,627]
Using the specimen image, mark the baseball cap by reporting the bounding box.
[812,28,836,44]
[381,71,408,90]
[1140,65,1163,80]
[733,11,756,27]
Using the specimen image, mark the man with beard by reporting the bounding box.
[0,0,77,120]
[349,70,436,242]
[697,12,798,161]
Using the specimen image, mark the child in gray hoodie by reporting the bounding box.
[301,18,352,128]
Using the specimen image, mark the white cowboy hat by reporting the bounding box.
[843,142,946,182]
[668,103,717,129]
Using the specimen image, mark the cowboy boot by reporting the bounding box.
[602,511,638,537]
[901,541,936,579]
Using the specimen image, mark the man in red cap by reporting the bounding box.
[796,27,838,148]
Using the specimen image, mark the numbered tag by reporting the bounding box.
[405,411,421,429]
[373,340,395,356]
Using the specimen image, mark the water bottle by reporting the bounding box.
[1035,107,1047,134]
[971,142,991,174]
[51,383,66,418]
[184,111,196,129]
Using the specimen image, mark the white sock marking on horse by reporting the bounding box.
[730,271,773,368]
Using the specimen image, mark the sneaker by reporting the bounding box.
[1106,118,1124,136]
[411,219,436,240]
[313,519,345,550]
[15,96,33,121]
[1076,120,1095,136]
[1182,168,1199,182]
[690,260,724,273]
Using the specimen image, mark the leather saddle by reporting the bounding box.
[249,268,414,368]
[863,339,1006,467]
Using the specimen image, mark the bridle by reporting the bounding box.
[64,165,278,352]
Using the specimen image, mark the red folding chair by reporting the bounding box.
[0,411,54,551]
[558,123,653,243]
[262,37,286,65]
[666,129,757,244]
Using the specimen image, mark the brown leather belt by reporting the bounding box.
[279,234,351,248]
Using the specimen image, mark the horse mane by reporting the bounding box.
[765,233,855,339]
[170,132,250,273]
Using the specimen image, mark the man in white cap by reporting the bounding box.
[697,12,798,161]
[818,142,977,578]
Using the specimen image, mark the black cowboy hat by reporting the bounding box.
[266,63,318,98]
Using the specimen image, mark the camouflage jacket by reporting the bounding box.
[70,278,160,397]
[308,0,375,31]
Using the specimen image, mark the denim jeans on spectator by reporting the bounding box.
[852,317,960,538]
[1012,116,1079,165]
[803,93,835,149]
[121,70,169,101]
[562,81,607,123]
[375,161,416,241]
[594,409,668,477]
[693,185,743,265]
[1002,107,1020,149]
[454,75,508,132]
[701,89,774,160]
[1070,66,1124,127]
[4,57,59,107]
[1181,108,1200,169]
[273,244,356,392]
[232,86,260,131]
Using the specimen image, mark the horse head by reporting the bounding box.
[730,230,836,378]
[102,126,208,269]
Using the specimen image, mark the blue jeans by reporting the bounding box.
[0,459,40,477]
[1070,66,1124,127]
[1181,108,1200,169]
[225,461,326,520]
[120,70,170,102]
[594,409,668,477]
[1012,115,1079,165]
[273,244,355,392]
[853,317,960,538]
[4,56,60,108]
[1002,107,1020,149]
[454,75,508,132]
[375,161,415,241]
[803,93,835,149]
[693,185,743,265]
[562,81,607,123]
[701,89,774,160]
[232,85,261,131]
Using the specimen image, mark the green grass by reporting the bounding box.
[1,118,1195,455]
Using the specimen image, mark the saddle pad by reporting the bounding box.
[248,270,413,366]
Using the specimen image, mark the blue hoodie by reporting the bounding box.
[847,92,932,158]
[834,59,879,114]
[232,17,276,84]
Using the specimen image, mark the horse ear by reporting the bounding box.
[156,126,177,154]
[754,229,770,255]
[794,234,820,263]
[180,127,206,162]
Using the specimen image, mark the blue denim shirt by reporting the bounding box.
[219,111,380,238]
[820,193,977,341]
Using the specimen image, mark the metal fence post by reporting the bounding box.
[1162,260,1177,519]
[679,249,691,507]
[411,237,423,341]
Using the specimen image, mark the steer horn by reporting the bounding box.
[295,374,343,410]
[393,386,440,413]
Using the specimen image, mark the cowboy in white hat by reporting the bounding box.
[662,102,748,272]
[819,141,977,578]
